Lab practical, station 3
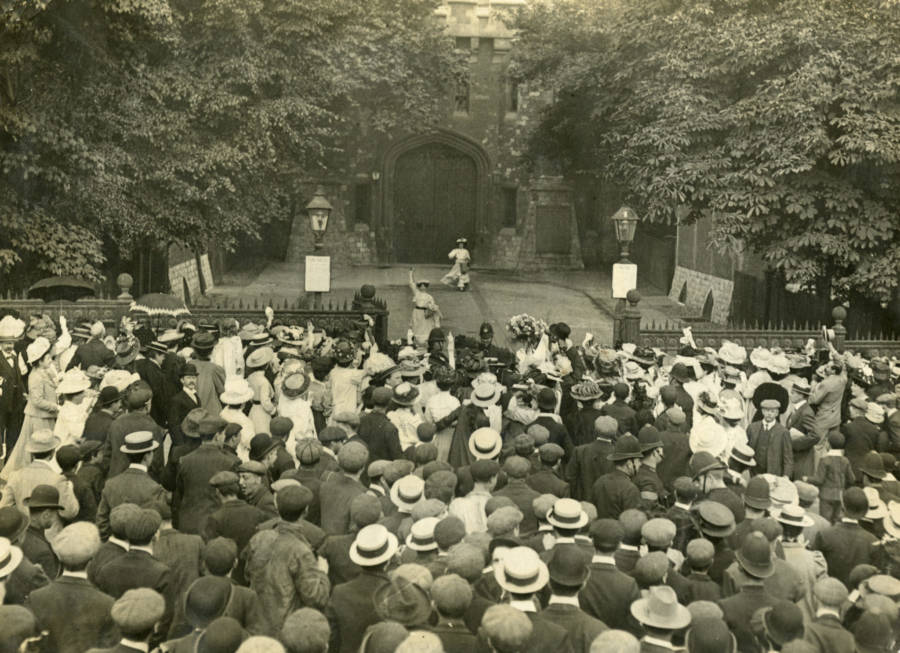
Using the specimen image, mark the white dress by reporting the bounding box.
[388,408,423,452]
[277,395,317,462]
[515,333,550,375]
[246,370,276,434]
[441,247,471,289]
[220,407,256,463]
[329,366,366,418]
[53,400,90,447]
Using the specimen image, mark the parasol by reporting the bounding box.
[130,293,191,318]
[27,276,96,303]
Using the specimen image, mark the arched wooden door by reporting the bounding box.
[393,143,477,263]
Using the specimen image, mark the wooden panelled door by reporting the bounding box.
[393,143,477,262]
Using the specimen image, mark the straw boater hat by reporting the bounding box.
[246,346,275,370]
[468,428,502,460]
[630,585,692,630]
[0,536,24,578]
[0,315,25,342]
[471,383,502,408]
[219,377,254,406]
[774,504,813,529]
[729,443,756,468]
[391,383,419,407]
[350,524,399,567]
[497,546,549,595]
[119,431,159,455]
[390,475,425,513]
[282,372,310,398]
[547,498,588,530]
[405,517,439,552]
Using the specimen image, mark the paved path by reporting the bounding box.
[212,262,683,345]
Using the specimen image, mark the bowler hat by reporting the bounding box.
[197,617,245,653]
[630,585,691,630]
[98,385,121,407]
[249,433,278,461]
[607,433,643,461]
[192,331,216,351]
[685,617,735,653]
[735,531,774,578]
[26,485,63,511]
[180,363,198,378]
[689,451,726,478]
[547,545,589,586]
[184,576,232,629]
[744,476,771,510]
[860,451,887,479]
[637,425,664,453]
[589,519,624,550]
[843,487,868,518]
[537,387,557,411]
[0,507,29,542]
[761,601,804,646]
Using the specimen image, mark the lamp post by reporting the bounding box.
[306,185,333,251]
[611,206,640,344]
[304,185,333,309]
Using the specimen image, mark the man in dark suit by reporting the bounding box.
[601,382,638,435]
[319,440,369,535]
[786,379,819,480]
[843,398,885,477]
[161,408,205,492]
[565,415,616,502]
[83,387,122,448]
[268,416,297,482]
[667,367,696,431]
[26,522,118,653]
[104,382,165,480]
[66,322,115,371]
[97,431,170,539]
[540,546,607,651]
[493,456,541,534]
[656,407,691,490]
[718,535,779,653]
[526,443,570,498]
[166,364,200,448]
[591,434,643,519]
[813,487,878,586]
[529,388,575,461]
[326,524,396,653]
[173,416,238,535]
[579,519,641,634]
[203,471,268,555]
[879,393,900,454]
[747,398,793,478]
[21,485,63,580]
[804,577,856,653]
[356,387,403,461]
[85,587,166,653]
[495,546,573,652]
[0,316,27,461]
[134,341,171,430]
[153,518,204,638]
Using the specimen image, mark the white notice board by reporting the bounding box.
[612,263,638,299]
[305,256,331,293]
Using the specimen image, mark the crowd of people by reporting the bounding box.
[0,306,898,653]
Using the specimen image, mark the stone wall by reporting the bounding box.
[668,265,733,325]
[168,245,214,303]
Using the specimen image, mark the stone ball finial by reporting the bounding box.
[626,289,642,305]
[116,273,133,300]
[360,284,376,300]
[831,305,847,324]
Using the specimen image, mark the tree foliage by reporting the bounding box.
[0,0,461,285]
[510,0,900,303]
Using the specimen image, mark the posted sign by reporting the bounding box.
[612,263,637,299]
[305,256,331,293]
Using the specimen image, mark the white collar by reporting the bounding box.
[128,463,148,472]
[130,544,154,555]
[674,502,691,511]
[619,543,638,551]
[119,639,149,652]
[509,599,537,613]
[841,518,859,525]
[642,636,676,649]
[816,607,841,619]
[793,400,807,410]
[33,458,55,469]
[108,536,129,550]
[591,554,616,565]
[183,387,197,401]
[554,536,576,544]
[548,595,581,608]
[538,524,553,532]
[62,570,88,579]
[826,449,844,457]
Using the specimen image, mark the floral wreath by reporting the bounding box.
[506,314,547,345]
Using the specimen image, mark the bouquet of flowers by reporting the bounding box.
[506,314,548,345]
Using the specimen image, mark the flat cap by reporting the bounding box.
[236,637,286,653]
[410,498,447,522]
[237,460,267,476]
[481,605,533,649]
[431,573,473,616]
[673,476,697,499]
[813,577,849,607]
[794,480,818,504]
[421,460,453,480]
[367,459,390,479]
[487,506,524,537]
[318,426,348,443]
[686,538,715,567]
[502,456,531,479]
[484,495,516,517]
[199,617,244,653]
[269,416,294,438]
[590,630,640,653]
[526,424,550,446]
[590,519,625,550]
[392,563,434,591]
[350,493,383,528]
[109,503,141,538]
[686,601,723,623]
[594,416,619,438]
[203,537,238,576]
[865,574,900,599]
[642,518,677,548]
[333,411,360,428]
[198,415,227,437]
[434,516,466,551]
[633,551,669,587]
[111,588,166,635]
[276,485,314,514]
[445,543,485,583]
[513,433,535,455]
[416,422,437,442]
[385,460,415,485]
[296,439,323,466]
[281,608,330,653]
[470,459,500,482]
[538,442,565,464]
[209,471,240,488]
[395,632,442,653]
[52,522,101,567]
[338,441,369,473]
[413,443,438,466]
[619,509,649,539]
[532,494,558,520]
[125,508,162,543]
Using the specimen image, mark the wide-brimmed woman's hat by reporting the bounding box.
[282,372,310,398]
[397,358,426,378]
[25,429,60,454]
[749,347,771,369]
[220,377,254,405]
[883,501,900,539]
[630,346,657,367]
[471,382,502,408]
[468,428,502,460]
[721,366,742,386]
[717,341,747,366]
[720,395,744,421]
[57,369,91,395]
[390,475,425,513]
[391,382,419,407]
[497,546,550,595]
[696,392,719,416]
[570,380,603,402]
[623,361,645,381]
[26,337,52,365]
[630,585,692,630]
[456,237,467,244]
[774,504,813,529]
[689,421,727,458]
[238,322,265,342]
[0,316,25,342]
[245,346,274,370]
[350,524,399,567]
